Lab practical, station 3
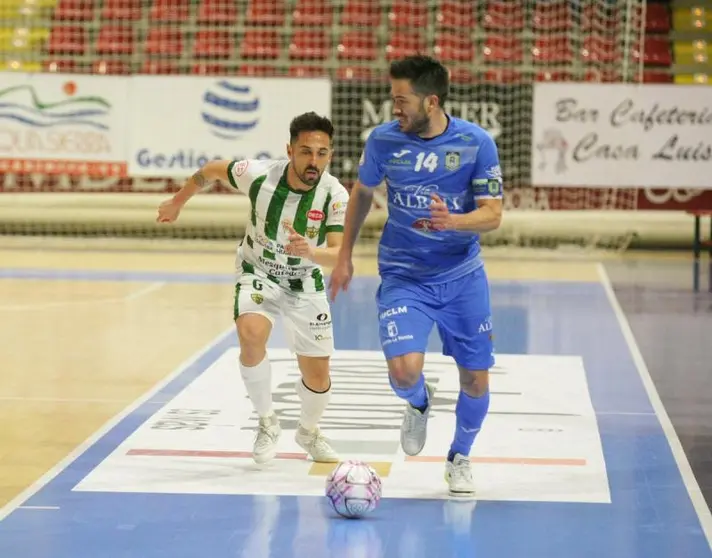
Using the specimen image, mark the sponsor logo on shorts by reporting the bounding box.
[233,159,249,176]
[381,320,414,347]
[478,317,493,333]
[379,306,407,320]
[309,312,332,331]
[314,334,332,341]
[251,293,264,304]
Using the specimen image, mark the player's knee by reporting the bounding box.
[236,314,271,366]
[387,354,424,387]
[297,355,331,392]
[459,369,489,397]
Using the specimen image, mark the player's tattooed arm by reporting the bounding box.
[171,160,231,207]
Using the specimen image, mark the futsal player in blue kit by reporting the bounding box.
[329,55,504,496]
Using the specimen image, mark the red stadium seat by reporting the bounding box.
[532,34,574,64]
[536,70,576,82]
[448,68,476,84]
[141,59,181,74]
[436,1,476,30]
[192,63,230,76]
[336,66,378,81]
[386,31,426,61]
[288,30,330,60]
[581,36,621,63]
[96,25,135,56]
[93,59,132,75]
[53,0,94,21]
[102,0,142,20]
[532,1,573,31]
[642,36,672,66]
[144,27,184,56]
[388,0,428,28]
[434,32,475,63]
[482,34,523,63]
[47,26,87,55]
[340,0,381,27]
[149,0,190,22]
[645,3,671,33]
[240,30,281,59]
[44,59,81,73]
[583,4,618,31]
[193,30,234,59]
[196,0,239,25]
[292,0,333,26]
[237,64,282,77]
[483,1,524,31]
[337,31,377,61]
[245,0,286,26]
[482,68,522,83]
[288,65,328,78]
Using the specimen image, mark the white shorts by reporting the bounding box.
[233,274,334,357]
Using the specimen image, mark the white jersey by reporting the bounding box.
[227,158,349,294]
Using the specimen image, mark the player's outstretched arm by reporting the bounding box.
[328,181,374,300]
[156,160,231,223]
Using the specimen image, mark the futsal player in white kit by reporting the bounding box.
[156,112,350,465]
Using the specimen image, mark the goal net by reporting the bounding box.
[0,0,688,253]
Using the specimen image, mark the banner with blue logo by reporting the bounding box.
[127,76,332,177]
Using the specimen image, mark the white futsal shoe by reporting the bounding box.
[253,414,281,464]
[295,425,339,463]
[400,382,436,456]
[445,453,476,497]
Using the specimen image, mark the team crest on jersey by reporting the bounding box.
[445,151,460,171]
[412,218,435,232]
[305,226,319,239]
[251,293,264,304]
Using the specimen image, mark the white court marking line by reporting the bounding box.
[0,396,167,404]
[0,281,165,311]
[597,263,712,546]
[0,327,234,523]
[17,506,60,511]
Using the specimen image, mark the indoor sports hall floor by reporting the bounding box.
[0,237,710,558]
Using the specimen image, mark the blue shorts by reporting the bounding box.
[376,267,494,371]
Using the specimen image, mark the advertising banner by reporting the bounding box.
[532,83,712,188]
[127,76,332,177]
[0,73,129,177]
[330,82,533,186]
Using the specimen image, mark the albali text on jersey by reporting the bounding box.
[358,117,504,285]
[226,159,349,294]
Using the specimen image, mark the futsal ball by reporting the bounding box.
[325,460,382,519]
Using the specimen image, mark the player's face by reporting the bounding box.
[390,79,434,135]
[287,131,332,187]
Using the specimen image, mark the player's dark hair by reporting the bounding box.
[389,55,449,106]
[289,111,334,143]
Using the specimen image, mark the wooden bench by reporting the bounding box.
[688,209,712,292]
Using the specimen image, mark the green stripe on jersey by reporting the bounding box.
[249,175,266,227]
[264,179,290,240]
[317,193,332,245]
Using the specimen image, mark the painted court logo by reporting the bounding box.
[0,83,111,131]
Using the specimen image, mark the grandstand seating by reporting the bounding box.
[0,0,694,83]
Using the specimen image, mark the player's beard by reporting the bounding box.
[298,166,321,186]
[400,102,430,135]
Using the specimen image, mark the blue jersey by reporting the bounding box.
[358,116,504,284]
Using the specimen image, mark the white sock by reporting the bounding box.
[239,356,273,418]
[296,378,331,431]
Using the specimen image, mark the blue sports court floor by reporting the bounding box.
[0,251,710,558]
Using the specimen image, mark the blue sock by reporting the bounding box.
[389,373,428,413]
[448,390,490,462]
